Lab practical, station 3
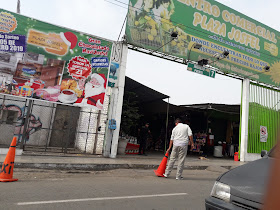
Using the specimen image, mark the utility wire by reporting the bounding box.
[106,0,280,63]
[111,0,129,6]
[104,0,128,10]
[117,13,128,41]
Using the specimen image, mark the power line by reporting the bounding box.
[103,0,129,41]
[117,13,128,41]
[104,0,128,10]
[106,0,280,63]
[110,0,129,6]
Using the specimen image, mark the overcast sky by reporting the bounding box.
[1,0,279,105]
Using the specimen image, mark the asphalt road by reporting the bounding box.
[0,168,225,210]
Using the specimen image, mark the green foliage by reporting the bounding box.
[121,91,142,136]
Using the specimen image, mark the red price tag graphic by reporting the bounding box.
[67,56,91,80]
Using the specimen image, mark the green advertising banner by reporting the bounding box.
[126,0,280,86]
[0,9,113,110]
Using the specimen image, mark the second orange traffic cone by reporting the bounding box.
[0,137,18,182]
[154,152,169,177]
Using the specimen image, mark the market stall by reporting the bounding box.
[118,77,240,159]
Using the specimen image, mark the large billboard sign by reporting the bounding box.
[0,9,112,110]
[126,0,280,86]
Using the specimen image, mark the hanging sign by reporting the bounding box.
[187,62,215,78]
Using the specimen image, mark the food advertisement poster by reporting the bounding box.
[0,9,112,110]
[126,0,280,86]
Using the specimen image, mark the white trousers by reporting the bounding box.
[165,145,188,178]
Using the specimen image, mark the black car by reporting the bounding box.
[205,149,273,209]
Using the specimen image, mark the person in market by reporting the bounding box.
[163,118,194,180]
[138,122,150,156]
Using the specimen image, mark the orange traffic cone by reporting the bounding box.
[154,152,169,177]
[0,137,18,182]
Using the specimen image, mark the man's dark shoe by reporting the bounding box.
[143,153,148,156]
[138,153,142,155]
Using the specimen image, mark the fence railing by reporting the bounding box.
[248,83,280,153]
[0,92,110,154]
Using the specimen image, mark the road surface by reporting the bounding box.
[1,168,225,209]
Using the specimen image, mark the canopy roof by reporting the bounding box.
[125,77,169,104]
[124,77,240,116]
[180,103,240,115]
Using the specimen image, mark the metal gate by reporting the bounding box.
[0,93,109,154]
[248,83,280,153]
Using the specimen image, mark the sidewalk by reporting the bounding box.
[0,150,245,171]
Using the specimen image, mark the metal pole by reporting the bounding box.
[20,99,33,149]
[164,97,170,153]
[103,90,113,157]
[84,109,92,153]
[64,108,72,154]
[45,103,55,152]
[240,78,250,162]
[17,0,20,14]
[187,43,196,62]
[93,110,101,154]
[0,95,6,123]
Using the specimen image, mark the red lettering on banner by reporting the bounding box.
[78,41,109,51]
[82,48,108,56]
[88,37,101,44]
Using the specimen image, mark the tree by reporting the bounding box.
[120,91,142,136]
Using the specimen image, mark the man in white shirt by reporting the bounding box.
[164,118,194,180]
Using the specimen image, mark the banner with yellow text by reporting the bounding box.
[126,0,280,86]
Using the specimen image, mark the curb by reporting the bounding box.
[9,163,234,171]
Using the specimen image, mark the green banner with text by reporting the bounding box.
[126,0,280,86]
[0,8,112,110]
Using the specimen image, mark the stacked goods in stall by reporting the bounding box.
[118,133,139,155]
[125,136,139,154]
[125,142,140,154]
[190,132,207,154]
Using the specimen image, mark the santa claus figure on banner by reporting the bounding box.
[74,73,106,109]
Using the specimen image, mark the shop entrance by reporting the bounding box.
[111,0,280,161]
[119,76,240,158]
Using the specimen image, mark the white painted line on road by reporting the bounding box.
[17,193,188,205]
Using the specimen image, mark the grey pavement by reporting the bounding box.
[0,150,245,171]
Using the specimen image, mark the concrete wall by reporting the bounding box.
[245,153,262,161]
